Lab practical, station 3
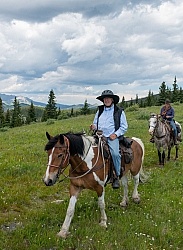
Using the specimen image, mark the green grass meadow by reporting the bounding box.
[0,105,183,250]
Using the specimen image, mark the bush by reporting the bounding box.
[136,111,150,120]
[125,104,139,112]
[0,127,9,132]
[46,119,55,125]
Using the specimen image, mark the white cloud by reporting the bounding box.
[0,0,183,105]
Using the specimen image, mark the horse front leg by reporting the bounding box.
[167,148,171,161]
[57,187,81,239]
[158,150,162,165]
[175,145,179,159]
[97,187,107,228]
[132,173,140,204]
[120,175,129,207]
[162,150,165,165]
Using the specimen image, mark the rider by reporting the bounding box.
[150,99,178,144]
[90,90,128,189]
[160,99,178,145]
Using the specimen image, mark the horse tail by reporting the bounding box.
[132,137,149,183]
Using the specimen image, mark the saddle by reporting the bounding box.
[93,131,133,185]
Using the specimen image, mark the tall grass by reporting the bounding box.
[0,105,182,250]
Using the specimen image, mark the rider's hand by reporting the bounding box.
[90,124,96,131]
[109,133,117,140]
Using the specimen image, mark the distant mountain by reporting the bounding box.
[0,93,98,111]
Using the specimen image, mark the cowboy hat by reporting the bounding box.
[96,90,119,104]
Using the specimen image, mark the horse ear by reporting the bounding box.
[59,134,64,144]
[46,132,51,140]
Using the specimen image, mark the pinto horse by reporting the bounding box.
[43,131,146,238]
[148,113,181,165]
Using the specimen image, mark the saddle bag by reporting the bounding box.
[119,137,133,164]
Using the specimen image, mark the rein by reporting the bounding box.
[59,134,106,182]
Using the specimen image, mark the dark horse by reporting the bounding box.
[43,131,146,238]
[149,113,181,165]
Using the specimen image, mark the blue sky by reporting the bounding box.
[0,0,183,105]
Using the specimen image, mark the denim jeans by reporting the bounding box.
[169,120,177,137]
[107,138,121,176]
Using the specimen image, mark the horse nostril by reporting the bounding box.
[46,179,53,186]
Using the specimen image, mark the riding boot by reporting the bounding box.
[112,176,120,189]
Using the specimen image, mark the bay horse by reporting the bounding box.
[148,113,181,165]
[43,131,146,238]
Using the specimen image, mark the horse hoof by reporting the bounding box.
[57,230,70,239]
[133,197,141,204]
[99,221,107,228]
[120,201,128,207]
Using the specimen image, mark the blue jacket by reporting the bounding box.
[160,105,175,121]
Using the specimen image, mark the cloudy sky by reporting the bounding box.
[0,0,183,105]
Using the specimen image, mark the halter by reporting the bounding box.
[47,135,70,178]
[59,134,107,182]
[153,115,168,139]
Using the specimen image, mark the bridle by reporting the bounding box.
[47,135,70,178]
[47,134,107,182]
[151,115,167,139]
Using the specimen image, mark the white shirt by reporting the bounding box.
[93,105,128,137]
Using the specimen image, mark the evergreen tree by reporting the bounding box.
[70,107,74,117]
[57,107,61,117]
[41,109,48,122]
[10,97,22,127]
[120,96,126,108]
[172,76,179,102]
[139,99,144,108]
[179,87,183,103]
[0,98,5,127]
[135,94,139,104]
[146,90,153,106]
[44,89,57,120]
[80,99,90,115]
[27,101,36,123]
[166,86,172,101]
[5,109,11,127]
[158,81,167,105]
[130,98,133,106]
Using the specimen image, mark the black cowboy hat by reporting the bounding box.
[96,90,119,104]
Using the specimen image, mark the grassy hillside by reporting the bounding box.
[0,104,182,250]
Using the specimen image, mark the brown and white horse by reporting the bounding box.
[43,132,146,238]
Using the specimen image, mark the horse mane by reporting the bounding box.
[64,132,85,156]
[45,132,86,156]
[45,134,59,151]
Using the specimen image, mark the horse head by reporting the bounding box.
[43,132,70,186]
[148,113,158,135]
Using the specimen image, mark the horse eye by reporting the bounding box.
[58,153,63,158]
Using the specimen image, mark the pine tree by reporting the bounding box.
[27,101,36,122]
[44,89,57,120]
[158,81,167,105]
[80,99,90,115]
[5,109,11,127]
[41,109,48,122]
[135,94,139,104]
[120,96,126,108]
[41,90,58,122]
[57,107,61,117]
[179,87,183,103]
[146,90,153,106]
[70,107,74,117]
[130,98,133,106]
[0,98,5,127]
[172,76,179,102]
[10,97,22,127]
